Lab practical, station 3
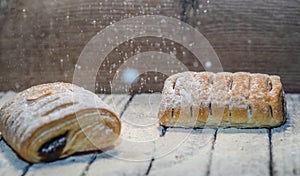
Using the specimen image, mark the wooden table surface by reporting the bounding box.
[0,92,299,176]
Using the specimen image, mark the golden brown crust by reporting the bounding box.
[231,72,250,124]
[249,73,270,126]
[211,72,232,124]
[0,82,121,163]
[159,72,286,128]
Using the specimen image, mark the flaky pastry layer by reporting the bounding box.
[0,82,121,163]
[158,72,286,128]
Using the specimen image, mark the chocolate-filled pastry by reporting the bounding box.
[158,72,286,128]
[0,82,121,163]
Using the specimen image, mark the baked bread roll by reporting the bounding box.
[0,82,121,163]
[158,72,286,128]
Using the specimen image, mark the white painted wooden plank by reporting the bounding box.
[272,94,300,175]
[0,140,29,176]
[150,128,215,176]
[25,94,131,176]
[86,94,161,176]
[0,91,30,176]
[25,155,92,176]
[94,93,216,176]
[97,94,131,117]
[210,128,270,176]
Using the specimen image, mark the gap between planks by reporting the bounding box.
[271,94,300,175]
[83,94,161,176]
[268,129,274,176]
[207,95,300,176]
[209,128,271,176]
[79,94,135,176]
[205,129,218,176]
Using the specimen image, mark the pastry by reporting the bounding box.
[158,72,286,128]
[0,82,121,163]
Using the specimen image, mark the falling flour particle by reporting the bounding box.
[121,68,139,84]
[193,61,199,68]
[205,61,212,68]
[91,20,96,25]
[15,83,20,89]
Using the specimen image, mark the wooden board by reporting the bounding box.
[272,94,300,175]
[150,128,216,176]
[0,141,29,176]
[210,129,270,176]
[0,93,300,176]
[0,0,300,93]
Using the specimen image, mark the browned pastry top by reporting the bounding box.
[0,82,121,162]
[158,72,286,128]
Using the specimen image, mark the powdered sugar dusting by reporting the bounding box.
[0,82,120,162]
[159,72,286,128]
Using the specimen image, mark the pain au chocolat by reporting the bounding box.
[0,82,121,163]
[158,72,286,128]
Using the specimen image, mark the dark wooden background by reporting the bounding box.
[0,0,299,93]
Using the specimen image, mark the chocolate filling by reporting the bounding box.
[38,134,67,162]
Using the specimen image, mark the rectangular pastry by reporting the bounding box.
[0,82,121,163]
[158,72,286,128]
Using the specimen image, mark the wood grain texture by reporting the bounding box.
[210,129,270,176]
[272,94,300,176]
[150,128,215,176]
[0,0,299,93]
